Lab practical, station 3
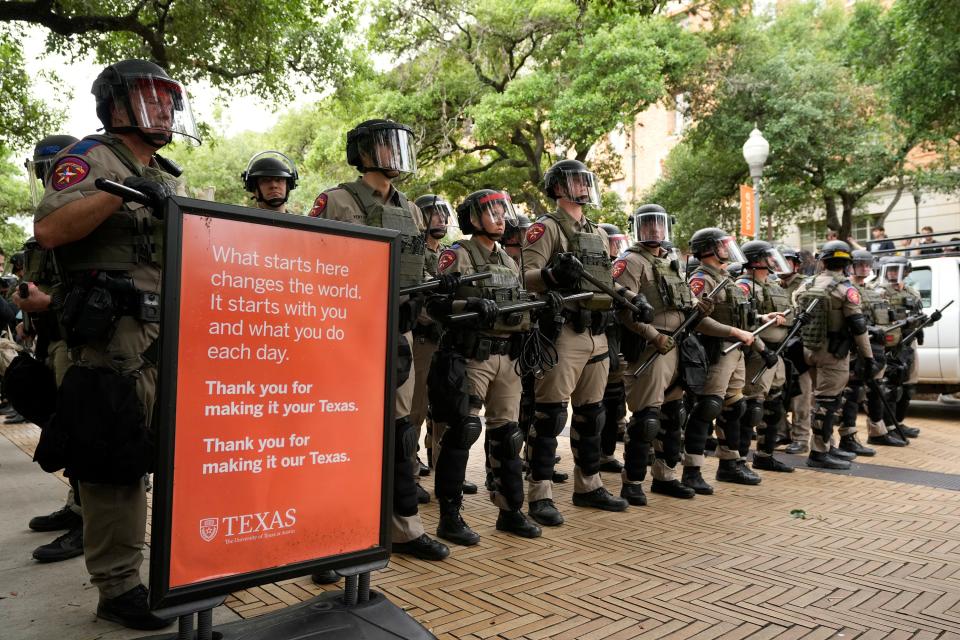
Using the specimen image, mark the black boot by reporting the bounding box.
[737,460,761,483]
[828,446,856,461]
[681,466,714,495]
[496,510,542,538]
[393,534,450,560]
[28,506,81,532]
[97,585,174,631]
[650,479,696,498]
[462,480,478,494]
[868,432,908,447]
[572,487,628,512]
[751,455,793,473]
[528,499,564,526]
[619,483,647,506]
[839,434,875,457]
[417,484,430,504]
[785,440,809,455]
[418,457,430,476]
[552,471,569,483]
[806,450,851,469]
[900,425,920,438]
[716,459,761,485]
[32,527,83,563]
[436,499,480,546]
[311,570,339,584]
[599,458,623,473]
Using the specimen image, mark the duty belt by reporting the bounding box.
[561,308,614,335]
[413,321,442,344]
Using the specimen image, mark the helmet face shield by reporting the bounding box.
[25,160,55,207]
[852,260,873,278]
[607,233,630,257]
[472,191,518,226]
[881,263,906,284]
[752,246,790,274]
[635,212,671,246]
[715,235,746,264]
[115,75,200,145]
[359,126,417,174]
[556,170,601,206]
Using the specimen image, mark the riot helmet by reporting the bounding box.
[741,240,790,274]
[689,227,746,264]
[502,214,532,249]
[9,252,25,275]
[726,262,743,278]
[25,134,79,207]
[242,151,298,207]
[851,249,874,278]
[818,240,853,271]
[878,255,909,285]
[543,159,601,206]
[685,255,701,278]
[346,119,417,175]
[631,203,672,247]
[599,223,630,258]
[456,190,518,240]
[92,59,200,147]
[415,194,454,240]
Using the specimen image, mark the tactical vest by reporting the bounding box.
[22,238,60,290]
[54,135,171,281]
[738,275,791,341]
[883,284,923,319]
[860,284,899,346]
[796,274,845,350]
[424,245,441,278]
[543,212,612,311]
[339,181,425,288]
[698,266,753,329]
[628,246,692,312]
[456,239,531,333]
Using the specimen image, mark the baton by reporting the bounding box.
[447,292,593,322]
[880,319,908,334]
[95,178,153,207]
[400,272,491,296]
[899,300,954,347]
[579,270,643,315]
[722,309,793,355]
[630,280,726,378]
[748,299,818,386]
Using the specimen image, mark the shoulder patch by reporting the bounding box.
[308,193,327,218]
[69,139,102,156]
[437,249,458,273]
[737,282,751,296]
[51,157,90,191]
[611,259,627,280]
[846,287,861,305]
[689,276,706,297]
[525,222,546,245]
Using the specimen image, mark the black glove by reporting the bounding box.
[464,297,498,329]
[760,348,778,369]
[930,309,942,322]
[122,176,174,214]
[629,292,654,324]
[795,310,812,326]
[541,290,565,316]
[542,253,583,289]
[857,357,878,380]
[436,272,461,294]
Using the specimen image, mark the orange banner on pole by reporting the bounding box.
[740,184,755,238]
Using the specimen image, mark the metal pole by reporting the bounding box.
[914,191,921,234]
[752,176,762,239]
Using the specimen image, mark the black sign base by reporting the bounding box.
[139,590,435,640]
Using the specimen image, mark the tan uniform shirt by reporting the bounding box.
[612,244,684,340]
[521,209,609,302]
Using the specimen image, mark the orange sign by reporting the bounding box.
[740,184,756,238]
[166,212,390,589]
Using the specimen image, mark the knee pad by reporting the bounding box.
[627,408,661,444]
[442,416,483,450]
[903,384,916,401]
[840,394,859,428]
[661,399,687,432]
[488,422,524,460]
[395,417,417,460]
[602,381,626,421]
[719,398,746,425]
[691,395,724,423]
[742,399,763,429]
[534,402,568,437]
[762,395,785,430]
[486,422,525,510]
[571,402,604,475]
[573,402,605,437]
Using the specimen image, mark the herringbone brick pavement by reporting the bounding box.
[5,404,960,639]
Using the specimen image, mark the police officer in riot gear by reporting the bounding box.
[612,204,697,501]
[33,58,198,630]
[735,241,793,474]
[795,241,877,469]
[777,246,812,454]
[241,151,298,212]
[685,228,769,491]
[521,159,634,524]
[308,119,451,562]
[598,222,629,475]
[427,189,543,543]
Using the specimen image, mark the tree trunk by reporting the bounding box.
[824,195,840,232]
[840,193,857,241]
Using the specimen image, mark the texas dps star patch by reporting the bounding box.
[611,259,627,280]
[689,276,706,297]
[846,287,861,305]
[437,249,458,273]
[52,157,90,191]
[526,222,546,245]
[308,193,327,217]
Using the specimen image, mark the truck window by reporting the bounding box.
[906,266,932,307]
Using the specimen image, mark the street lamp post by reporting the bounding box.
[742,127,770,240]
[913,189,921,235]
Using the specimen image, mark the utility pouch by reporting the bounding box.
[678,334,708,395]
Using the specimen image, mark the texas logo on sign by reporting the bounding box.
[200,517,219,542]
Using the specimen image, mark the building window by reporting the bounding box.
[798,216,873,251]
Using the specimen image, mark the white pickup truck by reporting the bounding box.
[904,254,960,395]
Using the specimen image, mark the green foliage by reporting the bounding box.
[0,146,30,254]
[0,27,63,150]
